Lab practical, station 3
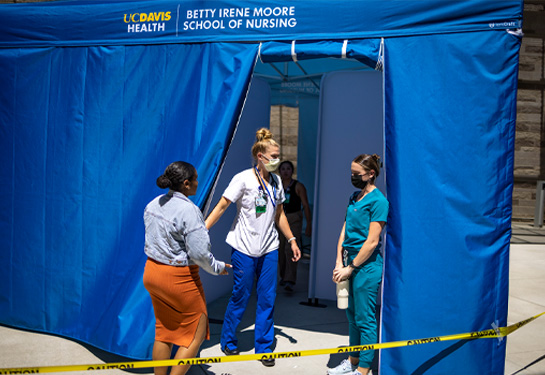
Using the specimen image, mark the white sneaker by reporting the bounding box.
[327,359,358,375]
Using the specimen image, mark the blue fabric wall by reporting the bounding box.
[0,42,257,359]
[382,30,520,374]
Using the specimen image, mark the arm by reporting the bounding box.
[205,196,232,230]
[335,222,346,271]
[275,203,301,262]
[185,215,231,275]
[332,221,385,283]
[295,182,312,237]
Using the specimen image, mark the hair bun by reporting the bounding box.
[256,128,273,142]
[156,175,172,189]
[372,154,383,168]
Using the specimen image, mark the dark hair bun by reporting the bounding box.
[156,175,172,189]
[156,161,196,192]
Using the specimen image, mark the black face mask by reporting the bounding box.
[351,175,369,190]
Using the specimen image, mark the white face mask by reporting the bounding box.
[262,155,280,172]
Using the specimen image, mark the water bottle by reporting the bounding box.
[336,279,349,309]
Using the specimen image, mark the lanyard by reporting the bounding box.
[254,166,277,208]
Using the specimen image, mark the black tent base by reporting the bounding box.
[300,298,327,308]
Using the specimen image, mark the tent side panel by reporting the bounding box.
[0,42,257,359]
[381,30,520,375]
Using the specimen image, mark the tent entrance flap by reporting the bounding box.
[0,41,258,360]
[254,39,381,102]
[259,39,381,68]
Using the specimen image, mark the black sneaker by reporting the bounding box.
[284,282,294,292]
[261,358,275,367]
[222,347,240,355]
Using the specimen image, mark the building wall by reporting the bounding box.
[513,1,545,222]
[270,105,300,178]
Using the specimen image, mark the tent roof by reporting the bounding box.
[0,0,522,48]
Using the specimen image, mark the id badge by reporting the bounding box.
[255,194,267,213]
[285,191,291,204]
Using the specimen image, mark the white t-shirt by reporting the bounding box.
[223,168,285,257]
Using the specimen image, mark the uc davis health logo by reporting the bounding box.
[124,11,172,33]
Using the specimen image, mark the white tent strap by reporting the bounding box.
[375,37,384,71]
[342,39,348,59]
[507,28,523,37]
[258,42,263,63]
[175,4,181,37]
[291,40,297,62]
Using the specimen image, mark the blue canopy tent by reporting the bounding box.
[0,1,522,374]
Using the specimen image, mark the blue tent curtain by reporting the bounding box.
[382,30,520,374]
[0,42,258,358]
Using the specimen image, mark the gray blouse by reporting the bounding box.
[144,190,225,275]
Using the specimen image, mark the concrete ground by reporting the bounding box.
[1,223,544,375]
[504,224,545,375]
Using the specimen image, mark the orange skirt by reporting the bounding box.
[143,258,209,348]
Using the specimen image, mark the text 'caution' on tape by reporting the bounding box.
[1,311,543,374]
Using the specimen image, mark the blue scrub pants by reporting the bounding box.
[221,248,278,354]
[347,251,383,368]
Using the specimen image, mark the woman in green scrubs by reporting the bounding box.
[328,154,389,375]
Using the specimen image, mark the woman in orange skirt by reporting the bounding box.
[143,161,231,375]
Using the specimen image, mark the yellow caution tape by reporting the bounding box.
[1,311,543,374]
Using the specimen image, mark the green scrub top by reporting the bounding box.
[342,188,389,254]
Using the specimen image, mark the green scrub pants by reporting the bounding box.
[346,250,383,368]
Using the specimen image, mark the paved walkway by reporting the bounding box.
[511,223,545,245]
[1,223,544,375]
[505,223,545,375]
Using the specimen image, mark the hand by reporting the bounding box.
[304,225,312,237]
[332,266,352,283]
[220,264,232,275]
[334,255,344,272]
[290,241,301,262]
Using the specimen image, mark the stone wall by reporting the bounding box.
[513,1,545,222]
[269,105,299,178]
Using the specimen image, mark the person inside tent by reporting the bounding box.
[277,160,312,292]
[205,128,301,367]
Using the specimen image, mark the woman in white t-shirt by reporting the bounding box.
[205,128,301,367]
